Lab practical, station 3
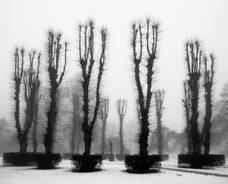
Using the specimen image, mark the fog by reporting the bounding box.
[0,0,228,135]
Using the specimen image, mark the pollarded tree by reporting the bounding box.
[131,19,160,155]
[182,81,192,154]
[44,31,67,154]
[116,99,127,154]
[22,51,41,153]
[185,40,202,155]
[202,54,215,155]
[100,98,109,155]
[78,21,108,155]
[13,48,41,153]
[155,90,165,155]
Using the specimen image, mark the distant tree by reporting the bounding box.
[185,40,203,155]
[131,19,160,155]
[44,31,67,154]
[71,92,81,154]
[202,54,215,155]
[182,81,192,154]
[78,20,108,155]
[100,98,109,155]
[155,90,165,155]
[116,99,127,154]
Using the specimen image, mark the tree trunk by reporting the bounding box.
[19,135,28,153]
[139,112,149,156]
[204,86,212,155]
[119,118,124,154]
[157,118,163,155]
[84,132,92,155]
[32,116,38,153]
[44,95,57,154]
[189,77,201,155]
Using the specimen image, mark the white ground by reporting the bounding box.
[0,157,228,184]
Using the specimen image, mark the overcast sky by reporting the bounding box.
[0,0,228,133]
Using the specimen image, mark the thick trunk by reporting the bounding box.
[83,132,92,155]
[19,135,28,153]
[189,77,201,155]
[139,112,149,156]
[204,87,212,155]
[44,96,56,154]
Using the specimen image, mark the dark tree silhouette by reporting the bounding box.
[131,19,160,155]
[44,31,67,154]
[78,21,108,155]
[13,48,24,153]
[100,98,109,155]
[71,92,81,154]
[203,54,215,155]
[183,81,192,154]
[116,99,127,154]
[13,48,41,153]
[155,90,165,155]
[185,40,202,155]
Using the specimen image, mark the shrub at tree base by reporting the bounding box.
[71,154,102,172]
[35,153,62,169]
[178,154,225,168]
[125,155,162,173]
[62,153,71,160]
[102,154,114,161]
[3,152,38,166]
[160,154,169,161]
[116,154,125,161]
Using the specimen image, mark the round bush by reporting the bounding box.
[71,154,102,172]
[125,155,162,173]
[178,154,225,168]
[34,153,62,169]
[3,152,38,166]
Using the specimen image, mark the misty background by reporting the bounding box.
[0,0,228,154]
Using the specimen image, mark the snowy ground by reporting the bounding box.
[0,157,228,184]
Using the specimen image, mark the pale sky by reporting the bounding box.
[0,0,228,133]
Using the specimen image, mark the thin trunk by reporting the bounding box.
[119,118,124,154]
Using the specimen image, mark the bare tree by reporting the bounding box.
[202,54,215,155]
[100,98,109,155]
[185,40,202,155]
[182,81,192,154]
[116,99,127,154]
[131,19,160,155]
[13,48,41,153]
[44,31,67,154]
[155,90,165,155]
[13,48,25,153]
[78,21,108,155]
